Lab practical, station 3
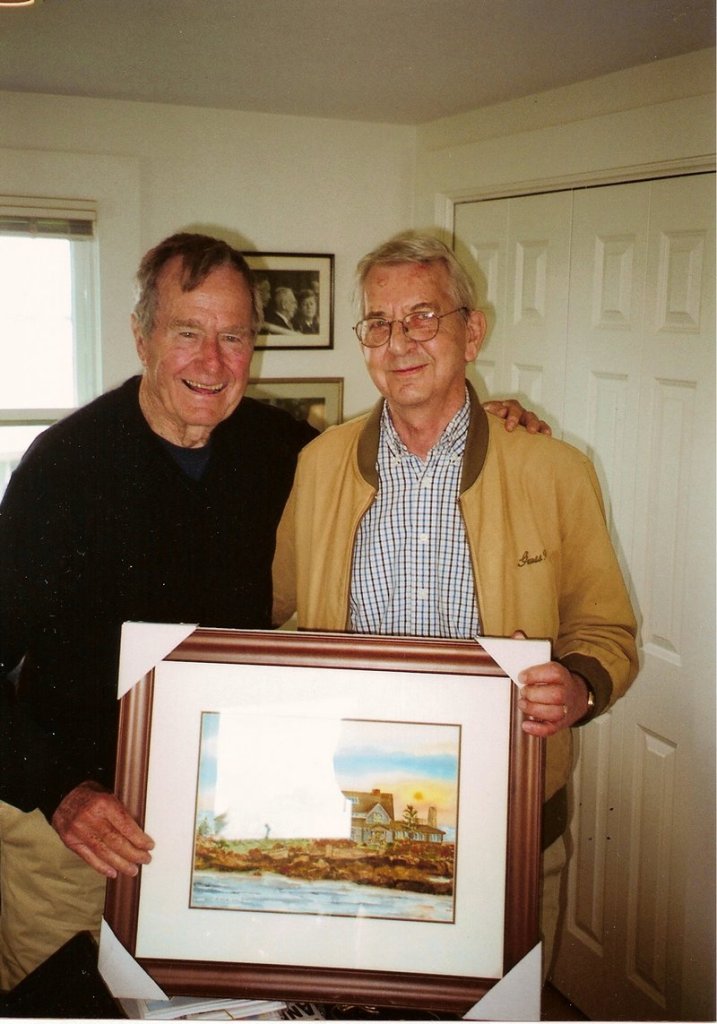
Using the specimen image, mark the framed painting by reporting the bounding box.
[246,252,334,350]
[105,628,544,1015]
[245,378,343,432]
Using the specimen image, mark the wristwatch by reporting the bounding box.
[580,679,597,723]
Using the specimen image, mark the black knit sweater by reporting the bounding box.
[0,376,314,817]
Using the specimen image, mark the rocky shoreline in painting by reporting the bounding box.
[194,836,455,896]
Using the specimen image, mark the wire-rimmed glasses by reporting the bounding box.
[354,307,468,348]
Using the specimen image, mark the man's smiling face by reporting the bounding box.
[361,260,484,428]
[133,257,256,447]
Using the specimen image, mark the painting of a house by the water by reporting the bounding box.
[191,714,460,923]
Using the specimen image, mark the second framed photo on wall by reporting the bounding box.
[247,252,334,350]
[246,378,343,433]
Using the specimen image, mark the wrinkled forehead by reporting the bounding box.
[362,260,454,313]
[155,255,253,307]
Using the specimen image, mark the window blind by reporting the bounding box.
[0,215,94,239]
[0,198,96,240]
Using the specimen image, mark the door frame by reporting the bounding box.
[431,154,715,237]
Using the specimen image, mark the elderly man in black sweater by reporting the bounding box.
[0,233,316,989]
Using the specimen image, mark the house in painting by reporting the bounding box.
[343,788,445,846]
[394,804,446,844]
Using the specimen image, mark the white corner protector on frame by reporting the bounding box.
[98,918,167,1000]
[478,636,550,689]
[117,620,198,699]
[462,941,542,1021]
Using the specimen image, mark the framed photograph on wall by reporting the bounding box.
[246,377,343,432]
[246,252,334,350]
[105,628,544,1015]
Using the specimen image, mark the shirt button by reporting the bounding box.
[418,532,428,543]
[417,588,428,600]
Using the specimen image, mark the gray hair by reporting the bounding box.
[133,232,262,334]
[355,231,477,315]
[273,286,296,311]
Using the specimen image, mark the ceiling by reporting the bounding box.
[0,0,713,125]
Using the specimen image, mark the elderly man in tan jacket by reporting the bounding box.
[272,231,638,977]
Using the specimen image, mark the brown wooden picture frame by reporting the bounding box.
[245,377,343,432]
[105,628,543,1015]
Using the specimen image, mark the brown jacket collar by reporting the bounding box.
[356,380,489,494]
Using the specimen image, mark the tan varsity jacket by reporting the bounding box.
[272,384,639,833]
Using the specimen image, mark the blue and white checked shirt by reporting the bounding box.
[349,393,481,639]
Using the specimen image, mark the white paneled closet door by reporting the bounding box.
[455,190,572,425]
[454,172,715,1022]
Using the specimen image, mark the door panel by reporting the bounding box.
[454,190,572,426]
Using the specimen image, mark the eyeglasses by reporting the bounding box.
[354,307,468,348]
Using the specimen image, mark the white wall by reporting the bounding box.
[414,48,715,227]
[0,92,417,418]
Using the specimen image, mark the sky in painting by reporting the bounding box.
[196,712,459,840]
[334,719,459,829]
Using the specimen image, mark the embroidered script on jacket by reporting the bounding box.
[517,549,547,567]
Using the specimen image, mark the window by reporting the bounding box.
[0,198,100,496]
